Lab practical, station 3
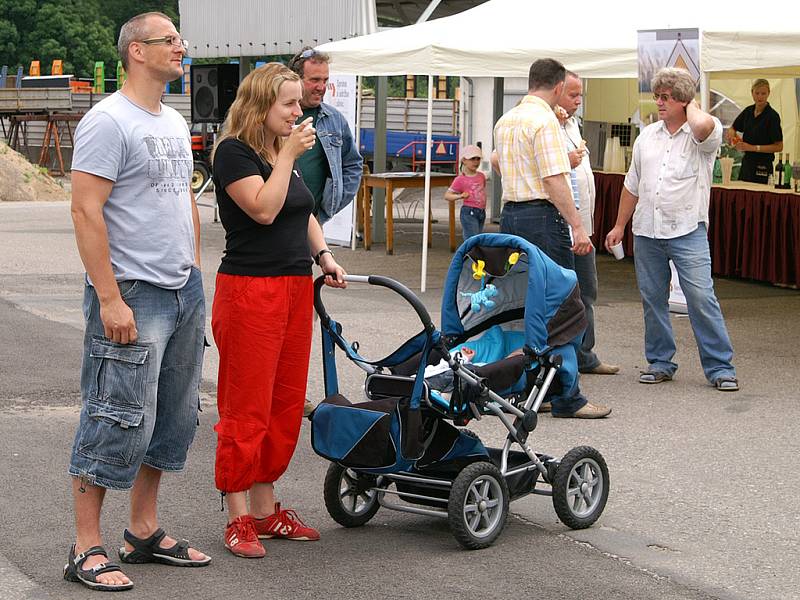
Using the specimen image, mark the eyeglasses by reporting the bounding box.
[653,93,673,103]
[298,48,318,60]
[140,35,189,51]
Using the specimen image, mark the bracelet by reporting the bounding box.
[314,248,334,265]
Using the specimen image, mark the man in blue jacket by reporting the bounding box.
[289,47,363,416]
[288,47,363,223]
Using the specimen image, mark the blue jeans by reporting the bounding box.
[499,201,574,269]
[633,224,736,383]
[574,248,600,371]
[500,200,587,415]
[69,267,206,490]
[460,206,485,241]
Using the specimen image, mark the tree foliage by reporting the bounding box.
[0,0,179,79]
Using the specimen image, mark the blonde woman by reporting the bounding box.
[210,62,346,558]
[727,79,783,183]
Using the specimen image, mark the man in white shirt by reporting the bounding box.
[558,71,619,376]
[605,67,738,391]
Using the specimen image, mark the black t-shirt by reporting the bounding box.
[732,103,783,160]
[212,138,314,276]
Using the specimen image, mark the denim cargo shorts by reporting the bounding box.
[68,267,205,490]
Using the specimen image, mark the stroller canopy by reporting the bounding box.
[440,234,586,355]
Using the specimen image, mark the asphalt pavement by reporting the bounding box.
[0,195,797,600]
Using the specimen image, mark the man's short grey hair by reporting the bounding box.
[288,46,331,77]
[651,67,696,103]
[118,12,172,70]
[565,70,580,80]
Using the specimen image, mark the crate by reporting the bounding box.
[0,88,73,113]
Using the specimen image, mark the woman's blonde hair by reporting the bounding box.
[212,62,300,165]
[751,78,770,92]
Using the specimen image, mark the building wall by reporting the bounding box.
[179,0,374,58]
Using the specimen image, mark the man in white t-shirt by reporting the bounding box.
[64,12,209,592]
[606,67,738,392]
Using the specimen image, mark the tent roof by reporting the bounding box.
[317,0,800,79]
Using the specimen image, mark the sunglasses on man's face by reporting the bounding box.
[653,93,674,103]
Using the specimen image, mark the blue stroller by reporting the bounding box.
[310,233,609,549]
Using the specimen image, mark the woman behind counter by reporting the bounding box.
[210,63,346,559]
[727,79,783,183]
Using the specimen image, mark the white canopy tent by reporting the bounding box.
[317,0,800,290]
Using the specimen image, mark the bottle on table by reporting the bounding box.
[784,154,792,190]
[775,154,784,188]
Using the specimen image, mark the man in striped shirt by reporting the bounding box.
[493,58,610,419]
[493,58,592,270]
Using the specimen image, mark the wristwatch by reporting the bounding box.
[314,248,334,265]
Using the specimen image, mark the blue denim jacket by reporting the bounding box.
[316,102,363,223]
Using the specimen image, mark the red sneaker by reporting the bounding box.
[253,503,320,541]
[224,516,266,558]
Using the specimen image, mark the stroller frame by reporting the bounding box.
[312,260,608,549]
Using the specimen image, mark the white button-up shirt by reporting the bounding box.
[623,117,722,239]
[562,116,596,235]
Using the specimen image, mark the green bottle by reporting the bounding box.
[713,156,722,184]
[783,154,792,189]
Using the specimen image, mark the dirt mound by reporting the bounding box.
[0,142,68,202]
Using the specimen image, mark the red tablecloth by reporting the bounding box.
[592,172,800,287]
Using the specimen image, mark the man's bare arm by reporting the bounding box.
[70,171,137,344]
[685,100,715,142]
[604,186,639,251]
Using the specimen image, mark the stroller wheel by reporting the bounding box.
[448,461,509,550]
[552,446,609,529]
[323,463,380,527]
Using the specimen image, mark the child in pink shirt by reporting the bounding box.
[444,144,487,241]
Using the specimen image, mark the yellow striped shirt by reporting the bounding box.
[493,95,571,201]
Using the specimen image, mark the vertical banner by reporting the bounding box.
[322,73,358,246]
[116,61,127,90]
[638,29,699,314]
[93,61,105,94]
[181,57,192,94]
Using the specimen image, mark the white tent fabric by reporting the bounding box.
[318,0,800,79]
[317,0,638,78]
[316,0,800,289]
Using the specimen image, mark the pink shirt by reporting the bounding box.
[449,172,486,209]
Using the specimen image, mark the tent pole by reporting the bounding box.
[421,75,434,293]
[700,72,710,111]
[351,75,363,251]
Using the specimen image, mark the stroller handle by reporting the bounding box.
[314,274,435,332]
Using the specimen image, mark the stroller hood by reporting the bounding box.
[440,233,586,354]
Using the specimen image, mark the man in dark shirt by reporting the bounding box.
[288,47,363,415]
[288,47,363,222]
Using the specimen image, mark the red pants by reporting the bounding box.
[212,273,313,493]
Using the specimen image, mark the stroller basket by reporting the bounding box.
[311,275,437,473]
[312,392,423,469]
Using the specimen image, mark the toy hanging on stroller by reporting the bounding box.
[310,233,609,549]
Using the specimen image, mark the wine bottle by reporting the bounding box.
[775,154,784,188]
[783,154,792,189]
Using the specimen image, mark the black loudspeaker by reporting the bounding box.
[190,63,240,123]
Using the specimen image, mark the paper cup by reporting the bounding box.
[610,242,624,260]
[720,157,734,185]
